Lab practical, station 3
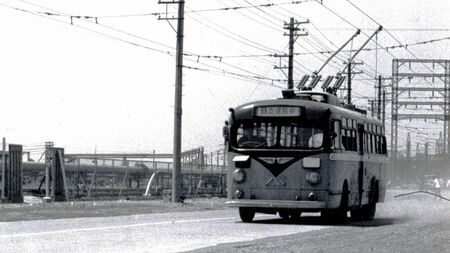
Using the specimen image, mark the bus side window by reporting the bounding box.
[341,129,348,150]
[352,130,357,152]
[377,135,383,154]
[364,133,369,153]
[371,134,376,154]
[382,136,387,154]
[332,120,341,150]
[375,135,381,154]
[347,129,352,150]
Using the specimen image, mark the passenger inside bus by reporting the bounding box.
[237,122,267,148]
[294,127,323,148]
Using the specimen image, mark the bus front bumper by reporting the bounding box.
[226,199,326,209]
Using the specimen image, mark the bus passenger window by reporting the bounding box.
[381,137,387,154]
[377,136,382,154]
[374,135,379,154]
[364,133,369,153]
[371,135,376,154]
[308,130,323,148]
[347,130,354,151]
[341,129,348,150]
[352,131,357,151]
[332,121,341,149]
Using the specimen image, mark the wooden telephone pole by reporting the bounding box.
[158,0,185,203]
[275,17,308,89]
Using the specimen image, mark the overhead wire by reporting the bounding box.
[186,5,282,54]
[344,0,433,64]
[221,0,313,75]
[2,1,287,89]
[313,0,446,115]
[342,0,439,84]
[231,0,282,31]
[0,2,175,56]
[314,27,450,32]
[259,0,380,82]
[213,0,310,78]
[313,0,398,60]
[186,6,288,84]
[9,0,315,20]
[241,0,285,24]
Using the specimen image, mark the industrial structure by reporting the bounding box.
[391,59,450,183]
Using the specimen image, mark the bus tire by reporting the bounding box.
[278,210,290,219]
[363,180,378,219]
[290,210,302,221]
[351,179,378,221]
[321,182,348,223]
[239,207,255,222]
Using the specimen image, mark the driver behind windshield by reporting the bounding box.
[238,122,267,147]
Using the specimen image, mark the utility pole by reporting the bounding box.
[347,63,352,105]
[275,17,308,89]
[377,75,382,120]
[343,61,363,105]
[158,0,185,203]
[406,132,411,184]
[382,88,386,129]
[286,17,296,89]
[1,137,5,200]
[425,142,429,178]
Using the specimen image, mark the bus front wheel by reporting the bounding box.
[321,182,348,223]
[239,207,255,222]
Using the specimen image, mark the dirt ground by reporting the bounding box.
[0,196,227,222]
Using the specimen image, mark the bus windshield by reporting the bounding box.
[234,121,324,149]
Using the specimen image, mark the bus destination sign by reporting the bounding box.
[256,106,301,117]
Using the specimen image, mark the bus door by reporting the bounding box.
[357,124,364,207]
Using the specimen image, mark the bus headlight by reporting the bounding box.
[303,157,320,169]
[233,169,246,183]
[306,172,321,185]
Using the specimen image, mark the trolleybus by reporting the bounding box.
[225,90,387,222]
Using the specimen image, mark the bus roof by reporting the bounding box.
[231,91,382,126]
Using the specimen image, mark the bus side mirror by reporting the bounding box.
[330,132,337,138]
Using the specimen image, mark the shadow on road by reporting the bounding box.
[248,215,408,227]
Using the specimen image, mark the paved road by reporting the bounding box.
[193,190,450,253]
[1,190,449,253]
[0,209,327,253]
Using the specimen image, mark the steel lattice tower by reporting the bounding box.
[391,59,450,182]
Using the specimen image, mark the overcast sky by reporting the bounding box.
[0,0,449,158]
